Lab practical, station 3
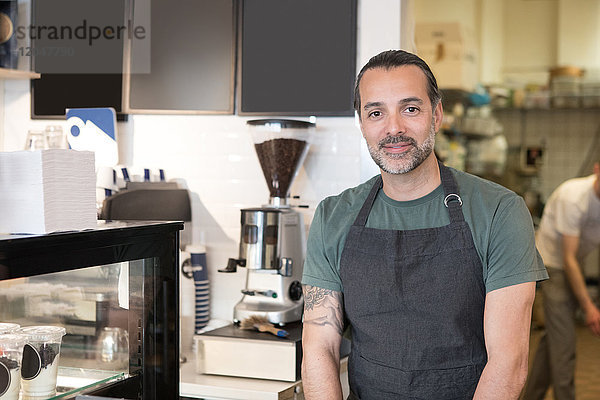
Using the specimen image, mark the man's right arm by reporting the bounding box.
[562,234,600,336]
[301,285,344,400]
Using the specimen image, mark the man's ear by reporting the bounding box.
[433,101,444,133]
[356,113,366,138]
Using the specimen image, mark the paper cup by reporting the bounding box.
[0,334,26,400]
[18,326,66,397]
[186,245,210,332]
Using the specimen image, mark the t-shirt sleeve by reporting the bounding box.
[485,195,549,293]
[302,201,344,292]
[553,188,584,237]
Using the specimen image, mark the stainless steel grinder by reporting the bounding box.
[219,119,315,325]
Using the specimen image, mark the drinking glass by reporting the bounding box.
[24,130,47,151]
[44,126,67,149]
[97,327,129,370]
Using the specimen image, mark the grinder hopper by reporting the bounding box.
[248,119,315,206]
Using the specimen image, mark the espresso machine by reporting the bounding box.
[219,119,315,325]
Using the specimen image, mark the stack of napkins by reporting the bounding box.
[0,149,97,234]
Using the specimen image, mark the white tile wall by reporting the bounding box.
[129,114,367,341]
[495,108,600,200]
[1,79,376,350]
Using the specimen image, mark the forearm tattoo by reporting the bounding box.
[303,285,344,334]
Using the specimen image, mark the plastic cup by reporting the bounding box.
[17,326,66,397]
[97,327,129,370]
[0,334,26,400]
[0,324,19,335]
[44,126,67,149]
[24,130,47,151]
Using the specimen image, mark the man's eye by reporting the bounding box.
[406,106,419,113]
[369,111,381,118]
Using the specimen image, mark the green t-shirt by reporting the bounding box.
[302,168,548,294]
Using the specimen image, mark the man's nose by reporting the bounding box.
[385,111,405,135]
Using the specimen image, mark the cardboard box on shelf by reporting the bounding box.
[415,22,479,91]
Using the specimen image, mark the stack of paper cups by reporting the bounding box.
[187,245,210,332]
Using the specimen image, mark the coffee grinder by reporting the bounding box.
[219,119,315,325]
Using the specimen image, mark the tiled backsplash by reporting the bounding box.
[495,108,600,200]
[130,114,373,339]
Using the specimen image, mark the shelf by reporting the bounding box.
[0,67,41,80]
[493,106,600,112]
[9,367,127,400]
[54,367,126,398]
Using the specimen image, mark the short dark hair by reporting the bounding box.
[353,50,442,115]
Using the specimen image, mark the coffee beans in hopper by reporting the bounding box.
[254,138,308,199]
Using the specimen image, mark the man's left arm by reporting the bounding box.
[473,281,536,400]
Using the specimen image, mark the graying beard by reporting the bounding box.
[368,119,436,175]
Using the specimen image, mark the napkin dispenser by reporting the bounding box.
[100,183,192,248]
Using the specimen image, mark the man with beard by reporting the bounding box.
[300,50,548,400]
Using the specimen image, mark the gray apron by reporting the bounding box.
[340,162,487,400]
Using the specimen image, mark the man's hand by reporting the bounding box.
[302,285,344,400]
[562,234,600,336]
[584,303,600,336]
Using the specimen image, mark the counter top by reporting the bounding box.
[180,354,302,400]
[180,353,349,400]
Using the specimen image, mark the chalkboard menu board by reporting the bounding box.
[30,0,355,117]
[127,0,235,113]
[30,0,126,118]
[239,0,357,116]
[32,74,123,118]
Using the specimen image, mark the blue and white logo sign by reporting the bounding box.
[66,107,118,168]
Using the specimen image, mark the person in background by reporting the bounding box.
[300,49,548,400]
[522,164,600,400]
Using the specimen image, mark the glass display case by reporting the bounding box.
[0,221,182,399]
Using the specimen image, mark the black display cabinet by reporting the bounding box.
[0,221,182,399]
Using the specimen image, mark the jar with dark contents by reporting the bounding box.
[248,119,315,205]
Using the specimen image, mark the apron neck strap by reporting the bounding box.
[353,175,383,226]
[438,160,464,224]
[353,160,465,227]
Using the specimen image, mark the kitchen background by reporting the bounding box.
[1,0,600,352]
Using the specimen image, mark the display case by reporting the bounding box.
[0,221,182,399]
